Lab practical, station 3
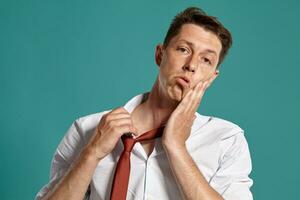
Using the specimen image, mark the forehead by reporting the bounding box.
[170,23,222,55]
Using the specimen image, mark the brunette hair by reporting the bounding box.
[163,7,233,68]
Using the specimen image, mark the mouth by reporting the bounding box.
[175,76,190,88]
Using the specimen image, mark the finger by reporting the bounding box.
[108,117,132,128]
[205,71,219,89]
[112,115,138,136]
[191,80,203,90]
[185,80,209,115]
[185,74,217,115]
[176,80,207,115]
[116,124,138,138]
[186,82,205,113]
[190,81,205,100]
[108,118,138,136]
[176,81,202,115]
[106,113,131,121]
[175,88,194,112]
[202,80,211,91]
[110,107,129,114]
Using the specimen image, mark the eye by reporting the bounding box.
[177,47,189,54]
[202,57,212,65]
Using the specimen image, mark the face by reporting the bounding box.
[155,23,222,101]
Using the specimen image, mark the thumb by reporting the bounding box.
[130,125,139,138]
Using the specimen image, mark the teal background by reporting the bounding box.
[1,0,299,199]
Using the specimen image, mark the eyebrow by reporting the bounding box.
[177,39,218,56]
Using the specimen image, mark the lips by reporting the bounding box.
[176,76,190,87]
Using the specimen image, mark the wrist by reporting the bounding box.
[162,141,187,153]
[82,145,104,163]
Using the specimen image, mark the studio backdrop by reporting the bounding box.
[1,0,299,199]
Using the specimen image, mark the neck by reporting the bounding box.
[137,77,180,128]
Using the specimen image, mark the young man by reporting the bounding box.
[36,7,253,200]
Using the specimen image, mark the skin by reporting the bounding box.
[129,23,221,139]
[155,23,222,145]
[147,23,224,200]
[156,24,221,105]
[42,23,224,200]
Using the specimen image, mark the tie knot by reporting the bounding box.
[121,126,165,152]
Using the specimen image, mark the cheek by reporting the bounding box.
[193,73,205,83]
[197,67,215,81]
[158,72,169,88]
[160,52,171,67]
[205,69,216,80]
[159,72,172,89]
[162,52,185,69]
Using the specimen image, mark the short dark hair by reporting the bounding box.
[163,7,233,69]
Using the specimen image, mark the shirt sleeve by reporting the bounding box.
[209,130,253,200]
[34,119,90,200]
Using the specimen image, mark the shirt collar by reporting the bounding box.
[120,92,211,159]
[122,91,212,137]
[123,92,148,114]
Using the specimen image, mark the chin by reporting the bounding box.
[167,86,184,102]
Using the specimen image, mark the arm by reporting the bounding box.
[161,74,224,199]
[163,143,223,200]
[42,147,101,200]
[209,132,253,200]
[36,107,139,200]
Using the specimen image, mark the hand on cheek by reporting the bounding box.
[162,71,219,147]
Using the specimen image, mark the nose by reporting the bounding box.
[182,54,198,73]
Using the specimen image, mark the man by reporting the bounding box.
[36,7,253,200]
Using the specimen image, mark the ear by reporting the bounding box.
[155,44,163,67]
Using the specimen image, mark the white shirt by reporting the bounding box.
[35,92,253,200]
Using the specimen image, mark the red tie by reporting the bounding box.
[110,125,165,200]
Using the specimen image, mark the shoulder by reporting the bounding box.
[210,116,243,132]
[205,115,250,154]
[192,113,248,147]
[74,109,112,132]
[56,109,113,157]
[194,112,244,133]
[195,114,251,158]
